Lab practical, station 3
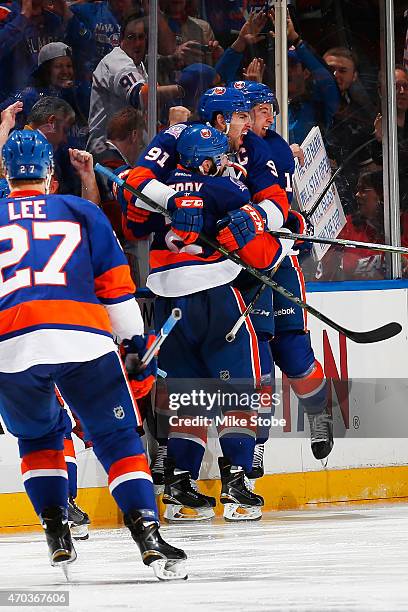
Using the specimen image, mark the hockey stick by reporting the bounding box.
[304,137,377,222]
[267,230,408,255]
[94,163,402,344]
[141,308,182,365]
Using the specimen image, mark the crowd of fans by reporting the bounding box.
[0,0,407,281]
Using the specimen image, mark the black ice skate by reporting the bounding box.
[40,506,77,580]
[245,443,265,480]
[218,457,264,521]
[150,445,167,495]
[307,408,334,465]
[68,496,91,540]
[162,458,216,522]
[124,509,187,580]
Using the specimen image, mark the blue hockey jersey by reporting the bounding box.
[0,190,135,372]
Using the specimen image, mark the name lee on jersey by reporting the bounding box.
[8,200,47,221]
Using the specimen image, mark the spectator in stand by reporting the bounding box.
[0,0,87,100]
[371,65,408,211]
[68,0,176,81]
[25,96,89,196]
[87,13,184,155]
[201,0,246,49]
[159,0,223,67]
[322,46,377,215]
[317,170,408,281]
[282,11,340,145]
[0,42,91,151]
[0,99,99,203]
[93,107,145,238]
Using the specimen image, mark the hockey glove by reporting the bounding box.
[284,210,307,244]
[217,203,266,251]
[122,333,158,399]
[112,174,151,224]
[167,192,204,244]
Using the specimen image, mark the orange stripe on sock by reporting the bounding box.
[21,449,67,474]
[290,360,324,396]
[108,455,150,485]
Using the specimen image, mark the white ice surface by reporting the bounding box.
[1,503,408,612]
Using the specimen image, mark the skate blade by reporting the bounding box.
[70,524,90,540]
[51,548,77,581]
[61,562,71,582]
[223,503,262,522]
[163,504,215,522]
[150,559,188,581]
[320,457,329,469]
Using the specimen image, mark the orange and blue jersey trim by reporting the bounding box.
[0,299,113,341]
[94,264,136,304]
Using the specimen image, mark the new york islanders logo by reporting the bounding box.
[200,128,212,139]
[233,81,246,89]
[213,87,226,95]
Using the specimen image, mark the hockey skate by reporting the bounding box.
[124,509,187,580]
[150,445,167,495]
[162,458,216,522]
[307,408,334,465]
[245,443,265,480]
[40,506,77,580]
[68,496,91,540]
[218,457,264,521]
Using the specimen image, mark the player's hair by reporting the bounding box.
[323,46,359,71]
[120,12,147,40]
[8,179,45,189]
[28,97,75,125]
[107,108,144,140]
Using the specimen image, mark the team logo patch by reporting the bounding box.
[213,87,226,96]
[233,81,245,89]
[164,123,188,138]
[113,405,125,419]
[200,128,212,139]
[220,370,230,381]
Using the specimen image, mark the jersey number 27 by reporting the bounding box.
[0,221,81,298]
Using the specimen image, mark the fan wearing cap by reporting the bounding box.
[0,42,91,150]
[0,0,90,100]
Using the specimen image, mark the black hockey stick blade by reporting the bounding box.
[338,321,402,344]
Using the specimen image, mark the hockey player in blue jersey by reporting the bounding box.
[0,130,187,580]
[118,123,294,521]
[230,81,333,474]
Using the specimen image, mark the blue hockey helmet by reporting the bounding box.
[198,86,250,124]
[176,124,228,170]
[2,130,54,180]
[229,81,280,115]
